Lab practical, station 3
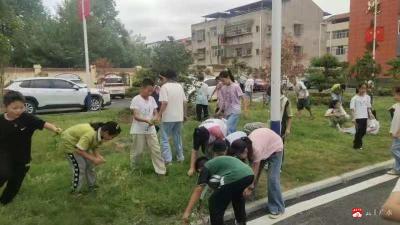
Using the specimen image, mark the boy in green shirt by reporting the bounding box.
[183,140,254,225]
[60,121,121,193]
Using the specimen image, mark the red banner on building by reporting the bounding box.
[78,0,90,21]
[365,26,384,43]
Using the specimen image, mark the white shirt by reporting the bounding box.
[350,94,371,119]
[226,131,247,146]
[244,78,254,92]
[159,82,187,122]
[201,119,228,137]
[390,103,400,136]
[294,81,309,99]
[130,95,158,134]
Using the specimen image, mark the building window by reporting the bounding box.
[294,45,303,56]
[196,30,206,42]
[235,48,242,57]
[210,27,217,36]
[335,46,346,55]
[327,47,331,54]
[332,30,349,39]
[246,48,252,56]
[256,26,260,32]
[256,49,260,55]
[293,24,304,36]
[212,46,219,57]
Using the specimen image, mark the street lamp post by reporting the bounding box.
[270,0,282,135]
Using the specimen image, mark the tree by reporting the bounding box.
[350,51,381,81]
[387,57,400,79]
[0,0,22,107]
[150,36,193,75]
[307,54,347,92]
[281,35,305,80]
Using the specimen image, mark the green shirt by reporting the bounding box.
[198,156,254,186]
[331,84,341,94]
[60,124,101,153]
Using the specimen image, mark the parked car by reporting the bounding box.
[188,76,218,102]
[5,77,107,114]
[102,74,126,99]
[254,79,268,92]
[55,73,111,110]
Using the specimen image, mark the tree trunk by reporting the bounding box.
[0,65,4,112]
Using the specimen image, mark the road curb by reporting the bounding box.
[198,159,394,223]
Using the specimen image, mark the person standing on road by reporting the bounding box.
[130,79,166,176]
[195,73,209,121]
[0,91,62,205]
[217,70,244,135]
[183,140,254,225]
[157,70,187,165]
[350,83,372,151]
[228,128,285,219]
[387,87,400,175]
[292,78,313,118]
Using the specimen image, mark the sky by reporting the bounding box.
[43,0,350,43]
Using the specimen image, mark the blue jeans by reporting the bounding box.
[160,122,184,163]
[265,151,285,214]
[392,138,400,171]
[226,113,240,135]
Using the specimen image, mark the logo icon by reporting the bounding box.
[352,208,364,219]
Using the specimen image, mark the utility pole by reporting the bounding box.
[270,0,282,135]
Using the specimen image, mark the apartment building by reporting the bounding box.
[324,13,350,62]
[191,0,328,69]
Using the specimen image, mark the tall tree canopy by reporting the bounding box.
[2,0,150,68]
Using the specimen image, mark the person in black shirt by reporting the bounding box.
[0,91,62,205]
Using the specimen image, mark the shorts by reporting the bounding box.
[297,98,311,110]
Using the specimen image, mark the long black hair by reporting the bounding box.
[227,137,253,162]
[90,121,122,136]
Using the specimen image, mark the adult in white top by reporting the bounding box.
[292,79,313,118]
[387,87,400,175]
[350,83,372,150]
[158,70,187,164]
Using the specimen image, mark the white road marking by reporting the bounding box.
[248,174,398,225]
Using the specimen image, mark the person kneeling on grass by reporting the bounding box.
[60,121,121,193]
[228,128,285,219]
[325,100,350,127]
[183,139,254,225]
[130,78,166,176]
[0,91,62,205]
[187,118,227,176]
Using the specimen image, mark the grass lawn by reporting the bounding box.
[0,95,395,225]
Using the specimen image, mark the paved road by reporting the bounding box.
[109,97,131,108]
[248,175,399,225]
[108,92,265,109]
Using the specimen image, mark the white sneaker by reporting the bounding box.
[268,212,284,219]
[387,169,400,176]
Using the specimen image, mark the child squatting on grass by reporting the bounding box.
[130,78,166,176]
[0,91,62,205]
[59,121,121,193]
[183,139,254,225]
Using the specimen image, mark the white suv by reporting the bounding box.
[5,77,108,114]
